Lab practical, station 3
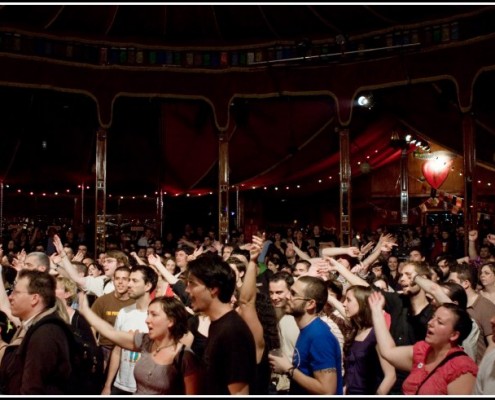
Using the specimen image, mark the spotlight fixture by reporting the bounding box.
[356,93,374,109]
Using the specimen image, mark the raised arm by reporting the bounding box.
[148,254,178,285]
[237,235,265,363]
[326,256,370,287]
[289,241,310,261]
[413,274,452,305]
[321,246,361,258]
[77,291,137,350]
[368,291,413,372]
[468,230,479,260]
[53,234,87,288]
[361,234,397,270]
[130,251,147,266]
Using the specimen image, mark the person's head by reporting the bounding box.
[436,255,457,280]
[286,275,327,318]
[128,265,158,300]
[428,264,444,283]
[226,256,247,288]
[87,261,104,277]
[186,254,236,313]
[479,263,495,289]
[387,255,399,272]
[325,277,344,301]
[154,239,163,250]
[408,247,425,262]
[63,246,74,260]
[103,250,130,278]
[24,251,50,272]
[343,285,373,328]
[269,271,294,309]
[437,282,468,309]
[147,296,189,342]
[221,244,234,261]
[480,245,492,260]
[371,263,384,279]
[73,261,88,277]
[448,263,477,291]
[165,258,179,274]
[426,303,472,347]
[9,269,56,321]
[175,248,190,269]
[266,256,282,274]
[307,246,319,258]
[113,266,132,295]
[55,276,78,307]
[146,246,156,256]
[399,261,431,296]
[77,244,88,256]
[293,260,311,278]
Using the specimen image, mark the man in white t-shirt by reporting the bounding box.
[55,232,129,297]
[102,265,158,395]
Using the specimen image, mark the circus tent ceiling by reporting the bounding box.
[0,4,493,201]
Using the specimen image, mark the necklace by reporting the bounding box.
[152,341,176,356]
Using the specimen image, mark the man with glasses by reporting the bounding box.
[0,270,72,394]
[269,275,343,395]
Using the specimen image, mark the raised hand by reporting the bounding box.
[487,233,495,246]
[367,290,386,314]
[346,246,361,258]
[469,230,478,242]
[53,234,64,255]
[248,234,264,262]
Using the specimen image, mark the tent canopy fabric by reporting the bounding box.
[0,4,494,199]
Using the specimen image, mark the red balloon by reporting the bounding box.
[421,157,453,189]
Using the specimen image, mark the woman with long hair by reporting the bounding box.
[341,285,396,395]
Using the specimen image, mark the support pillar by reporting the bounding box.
[218,133,229,244]
[400,148,409,224]
[157,189,164,238]
[95,127,107,255]
[339,128,351,246]
[462,112,477,255]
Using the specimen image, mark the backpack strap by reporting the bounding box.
[415,350,466,394]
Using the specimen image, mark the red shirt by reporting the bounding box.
[402,341,478,395]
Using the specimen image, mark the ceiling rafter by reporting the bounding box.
[307,5,343,35]
[43,6,65,30]
[210,5,224,42]
[257,5,280,40]
[104,5,120,36]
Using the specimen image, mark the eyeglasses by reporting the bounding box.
[289,289,312,302]
[10,287,31,296]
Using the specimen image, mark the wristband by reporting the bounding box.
[287,366,296,379]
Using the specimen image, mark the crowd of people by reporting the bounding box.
[0,219,494,395]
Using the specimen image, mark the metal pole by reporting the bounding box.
[400,148,409,224]
[218,133,229,244]
[339,127,351,246]
[95,128,107,255]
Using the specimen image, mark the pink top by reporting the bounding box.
[402,341,478,395]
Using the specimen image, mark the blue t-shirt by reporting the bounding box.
[290,317,343,395]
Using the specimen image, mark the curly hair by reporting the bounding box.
[255,290,280,352]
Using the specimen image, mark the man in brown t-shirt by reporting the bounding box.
[90,266,135,369]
